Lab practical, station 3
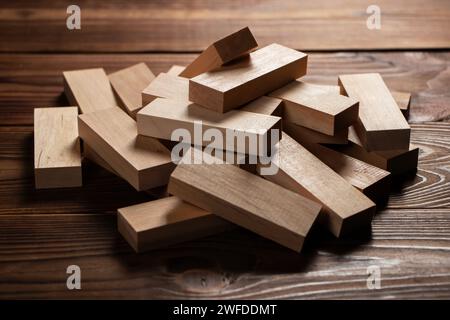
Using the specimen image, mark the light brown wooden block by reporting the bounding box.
[240,96,283,117]
[108,63,155,118]
[338,73,411,151]
[78,107,175,191]
[270,81,359,135]
[63,68,118,114]
[257,133,376,237]
[137,98,282,155]
[391,91,411,118]
[284,121,349,145]
[118,197,231,252]
[189,44,308,113]
[179,27,258,78]
[294,140,391,203]
[167,65,186,76]
[34,107,82,189]
[168,149,321,252]
[142,73,189,105]
[332,126,419,175]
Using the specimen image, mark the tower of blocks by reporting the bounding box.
[33,27,418,253]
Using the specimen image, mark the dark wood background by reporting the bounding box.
[0,0,449,299]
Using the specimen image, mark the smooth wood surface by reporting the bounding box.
[142,73,189,105]
[108,63,155,118]
[270,81,359,135]
[118,197,231,252]
[284,121,349,145]
[392,91,412,118]
[78,107,175,191]
[240,96,283,117]
[34,107,82,189]
[167,65,185,76]
[339,73,411,151]
[63,68,118,114]
[137,98,281,155]
[168,149,322,251]
[1,1,449,52]
[179,27,257,78]
[258,134,376,237]
[189,44,307,112]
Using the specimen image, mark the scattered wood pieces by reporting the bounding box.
[34,107,82,189]
[142,73,189,105]
[108,63,155,118]
[179,27,258,78]
[391,91,412,118]
[284,121,349,145]
[167,65,185,76]
[240,96,283,116]
[189,43,308,113]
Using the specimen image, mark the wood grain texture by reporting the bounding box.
[142,73,189,105]
[1,52,449,126]
[1,0,449,52]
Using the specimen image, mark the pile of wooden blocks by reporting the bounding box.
[34,27,418,253]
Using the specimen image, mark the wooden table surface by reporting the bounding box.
[0,1,450,299]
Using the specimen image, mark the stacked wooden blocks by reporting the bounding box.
[33,27,418,253]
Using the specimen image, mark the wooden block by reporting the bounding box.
[270,81,359,135]
[257,133,376,237]
[108,63,155,118]
[78,107,175,191]
[332,126,419,175]
[167,65,185,76]
[63,68,118,114]
[179,27,258,78]
[34,107,82,189]
[294,140,391,203]
[189,44,308,113]
[142,73,189,105]
[118,197,231,252]
[338,73,411,151]
[240,96,283,117]
[284,121,349,145]
[391,90,411,118]
[137,98,282,155]
[168,149,321,252]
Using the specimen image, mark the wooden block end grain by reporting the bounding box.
[189,44,308,113]
[118,197,231,252]
[168,149,321,252]
[108,63,155,118]
[34,107,82,189]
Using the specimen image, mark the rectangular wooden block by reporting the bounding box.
[240,96,283,117]
[270,81,359,135]
[142,73,189,105]
[257,133,376,237]
[168,149,321,252]
[78,107,175,191]
[189,44,308,113]
[34,107,82,189]
[108,63,155,118]
[391,90,411,118]
[137,98,282,155]
[284,121,349,145]
[332,126,419,175]
[180,26,258,78]
[63,68,118,114]
[118,197,231,252]
[338,73,411,151]
[167,65,186,76]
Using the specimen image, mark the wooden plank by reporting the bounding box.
[257,133,376,237]
[166,65,185,76]
[2,1,450,52]
[270,81,359,135]
[179,27,258,78]
[284,121,348,145]
[168,149,321,252]
[240,96,283,117]
[189,44,307,112]
[339,73,411,151]
[136,98,282,155]
[392,91,412,118]
[118,197,231,252]
[34,107,82,189]
[108,63,155,118]
[142,73,189,105]
[332,126,419,175]
[63,68,118,114]
[78,107,175,191]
